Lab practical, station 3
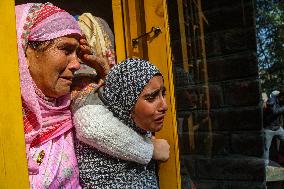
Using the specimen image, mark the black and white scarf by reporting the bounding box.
[101,58,161,133]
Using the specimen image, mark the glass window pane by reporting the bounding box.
[167,0,269,188]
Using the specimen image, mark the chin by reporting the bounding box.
[55,87,70,97]
[53,91,70,98]
[151,124,163,132]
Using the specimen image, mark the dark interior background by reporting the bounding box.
[15,0,114,31]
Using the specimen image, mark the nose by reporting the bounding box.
[68,56,81,72]
[159,96,168,113]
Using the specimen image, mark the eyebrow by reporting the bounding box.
[57,39,79,48]
[58,42,79,48]
[143,86,166,98]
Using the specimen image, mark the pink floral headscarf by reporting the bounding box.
[15,3,81,173]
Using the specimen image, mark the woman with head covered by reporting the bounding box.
[74,58,170,188]
[15,3,84,188]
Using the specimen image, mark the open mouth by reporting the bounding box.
[154,115,165,124]
[60,76,73,84]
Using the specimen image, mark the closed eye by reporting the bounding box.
[144,90,159,102]
[144,87,166,102]
[60,46,75,55]
[58,43,78,55]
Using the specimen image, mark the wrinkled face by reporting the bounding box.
[26,35,81,98]
[131,75,168,132]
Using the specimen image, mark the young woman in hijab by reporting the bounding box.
[72,12,169,166]
[16,3,165,188]
[73,58,169,188]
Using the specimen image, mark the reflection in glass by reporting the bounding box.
[257,0,284,182]
[169,0,265,188]
[168,0,212,187]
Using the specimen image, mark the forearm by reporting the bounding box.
[73,104,153,164]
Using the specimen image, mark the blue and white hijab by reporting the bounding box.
[101,58,162,134]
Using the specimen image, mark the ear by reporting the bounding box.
[25,46,32,67]
[25,46,38,68]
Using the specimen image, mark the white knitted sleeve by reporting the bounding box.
[73,104,153,164]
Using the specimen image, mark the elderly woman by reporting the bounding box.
[16,3,83,188]
[16,3,166,188]
[74,58,169,188]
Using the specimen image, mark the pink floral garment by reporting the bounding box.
[29,130,80,189]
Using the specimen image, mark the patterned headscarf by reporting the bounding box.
[78,13,115,66]
[101,58,161,134]
[15,2,81,171]
[74,13,116,78]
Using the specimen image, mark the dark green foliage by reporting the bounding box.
[257,0,284,93]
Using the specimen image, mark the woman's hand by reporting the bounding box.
[151,136,170,162]
[78,36,110,79]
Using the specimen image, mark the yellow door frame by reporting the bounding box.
[0,0,30,188]
[112,0,127,62]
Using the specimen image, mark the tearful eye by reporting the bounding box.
[58,44,77,55]
[145,96,156,102]
[63,48,74,55]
